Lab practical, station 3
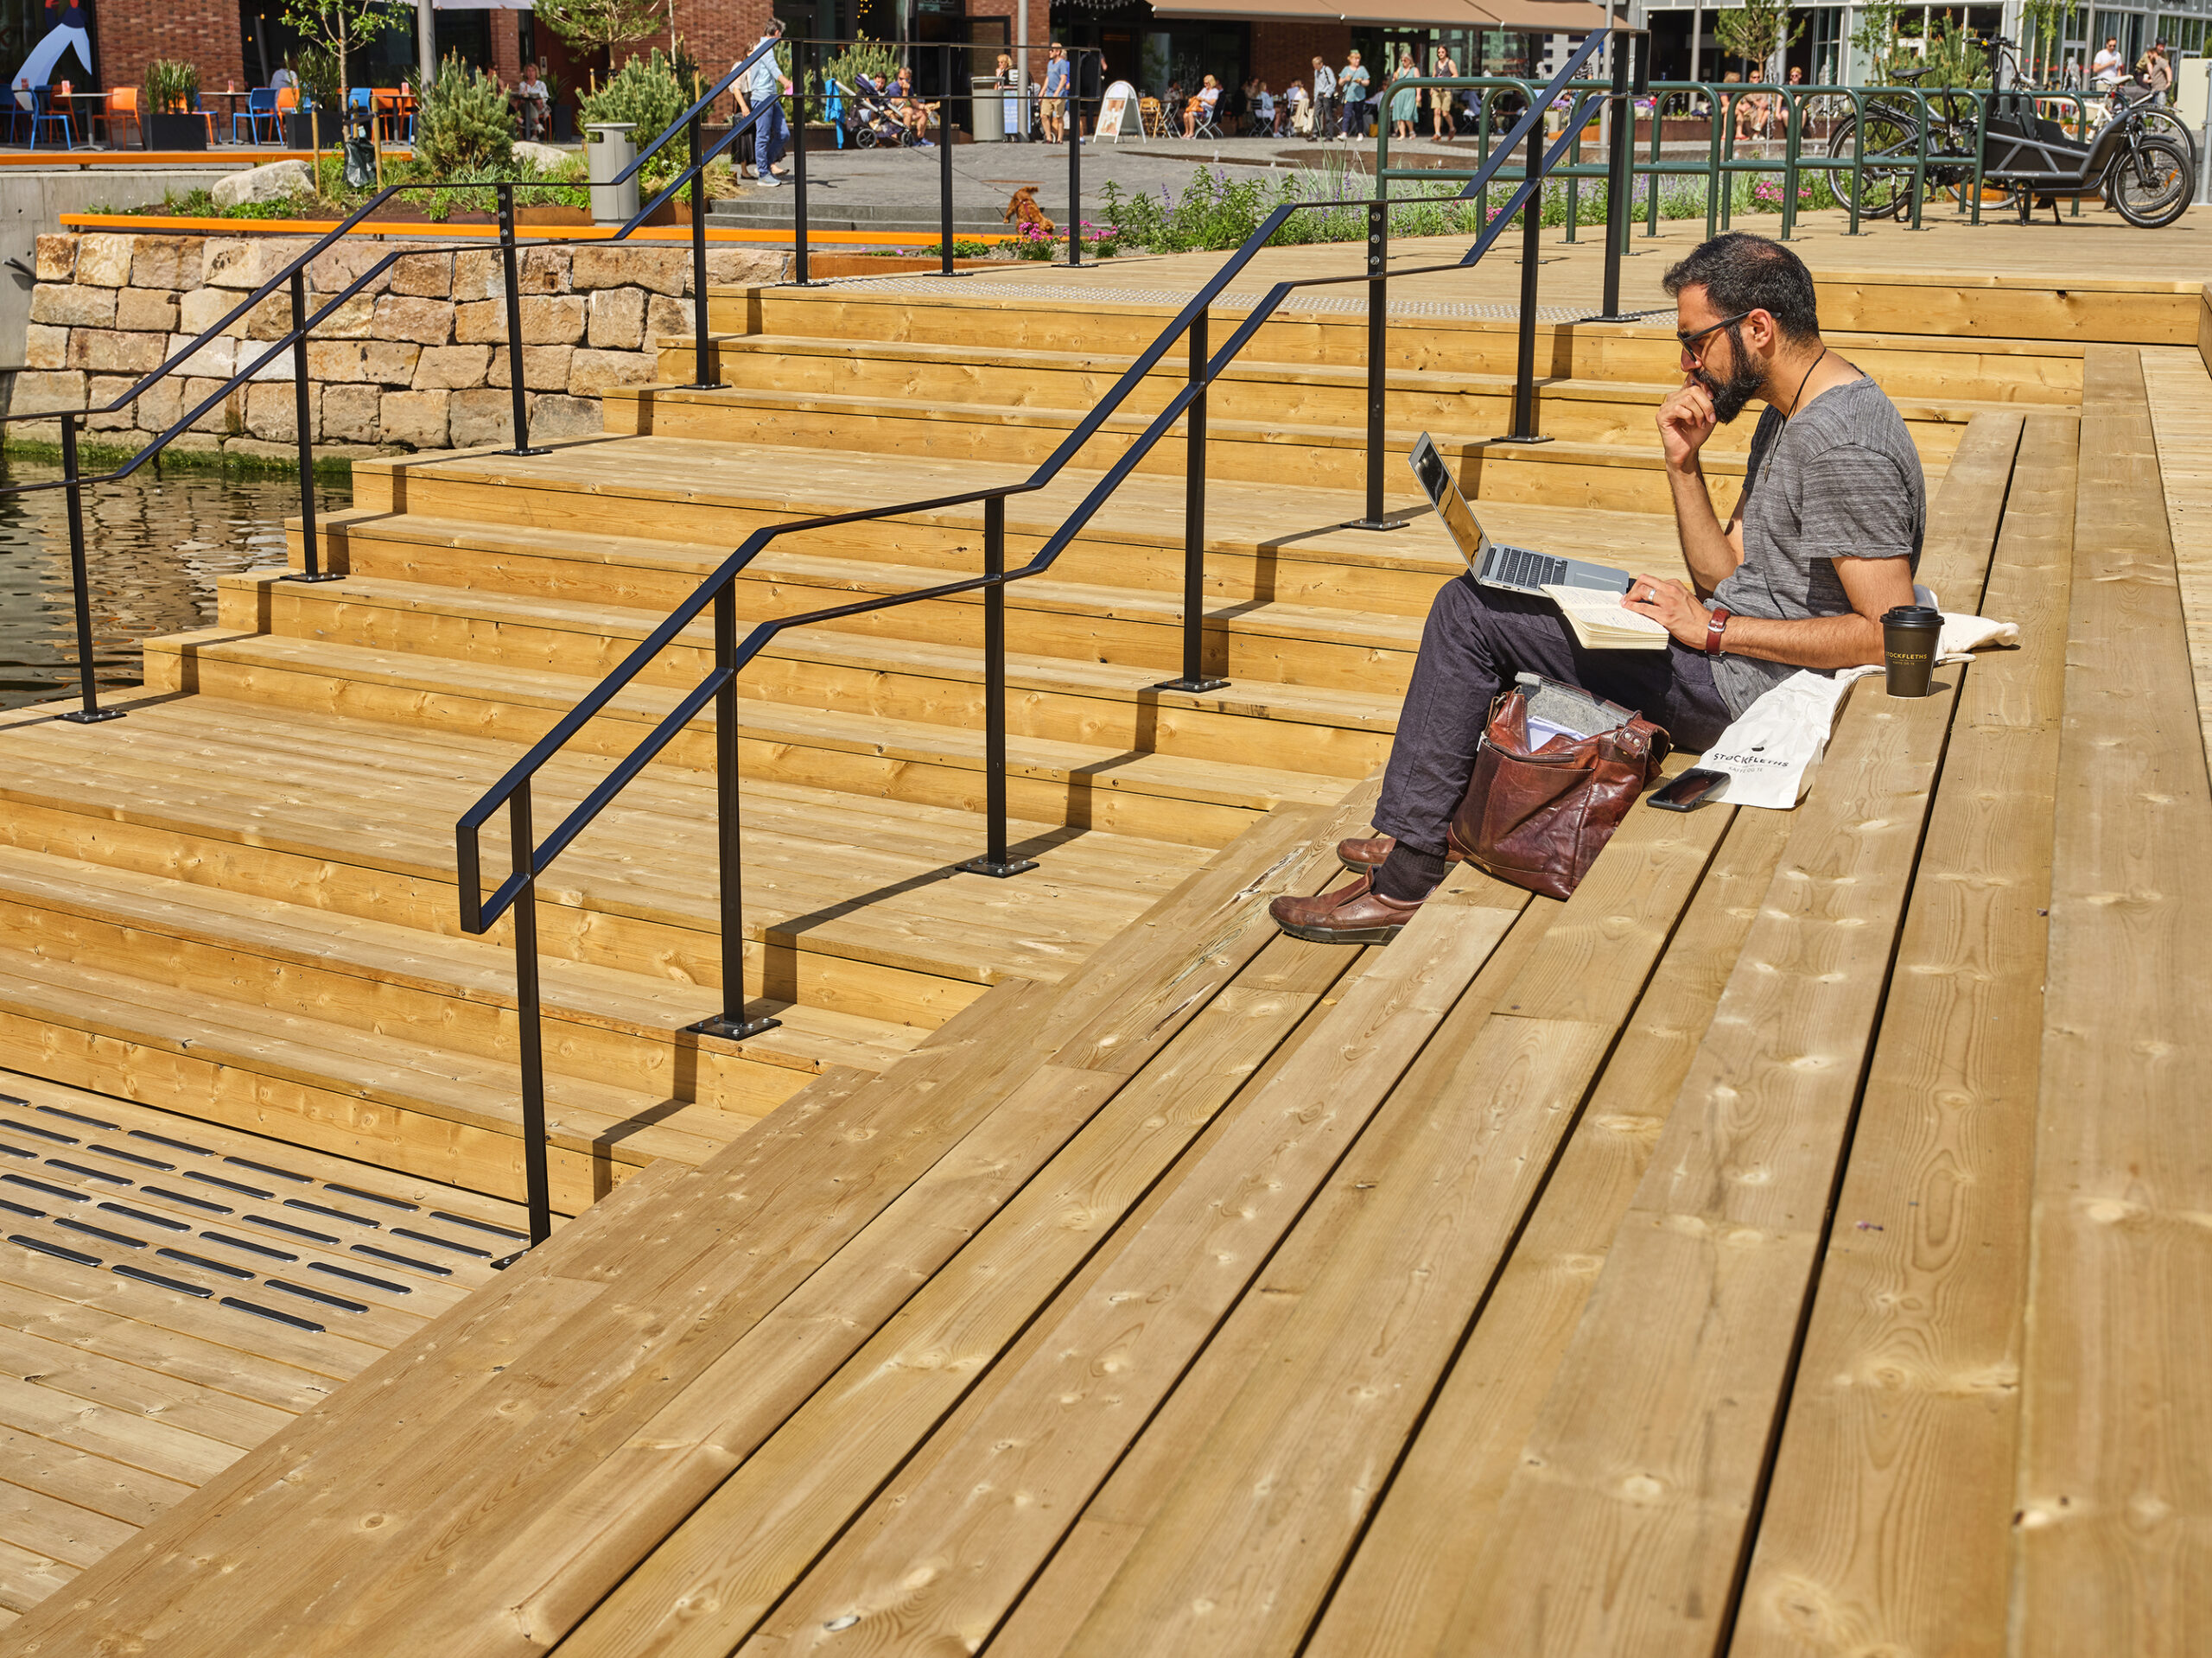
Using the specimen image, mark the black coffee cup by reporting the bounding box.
[1881,604,1942,698]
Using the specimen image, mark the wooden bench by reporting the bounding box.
[8,380,2202,1657]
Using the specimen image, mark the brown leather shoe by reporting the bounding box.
[1269,873,1424,945]
[1337,834,1463,873]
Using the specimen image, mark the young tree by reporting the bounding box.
[283,0,411,99]
[534,0,664,64]
[2020,0,2079,79]
[1848,0,1904,81]
[1716,0,1806,82]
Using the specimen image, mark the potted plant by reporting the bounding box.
[143,60,207,149]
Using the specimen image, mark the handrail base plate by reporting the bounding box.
[686,1013,785,1042]
[957,856,1041,880]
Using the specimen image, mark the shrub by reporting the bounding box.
[295,46,340,112]
[144,59,199,115]
[410,54,517,177]
[580,49,688,161]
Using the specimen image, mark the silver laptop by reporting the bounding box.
[1408,433,1633,598]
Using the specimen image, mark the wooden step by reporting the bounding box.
[0,842,917,1120]
[0,696,1208,1033]
[710,289,2094,397]
[170,580,1401,785]
[311,510,1429,692]
[669,333,2000,463]
[238,534,1425,696]
[603,381,1752,511]
[341,437,1697,620]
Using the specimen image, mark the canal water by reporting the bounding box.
[0,461,347,713]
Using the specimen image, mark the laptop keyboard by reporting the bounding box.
[1494,546,1572,589]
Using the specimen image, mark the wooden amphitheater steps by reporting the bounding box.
[0,1069,531,1629]
[0,692,1211,1207]
[22,403,2189,1657]
[655,333,2010,461]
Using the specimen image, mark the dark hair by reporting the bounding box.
[1662,232,1820,340]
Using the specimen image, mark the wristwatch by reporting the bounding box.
[1705,607,1732,658]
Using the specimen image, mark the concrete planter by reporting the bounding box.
[145,112,209,150]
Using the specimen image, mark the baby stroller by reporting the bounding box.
[828,78,880,148]
[849,73,928,149]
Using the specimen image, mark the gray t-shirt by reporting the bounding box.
[1708,373,1926,717]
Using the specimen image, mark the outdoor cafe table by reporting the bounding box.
[54,89,110,146]
[204,88,255,143]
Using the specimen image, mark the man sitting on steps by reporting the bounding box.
[1270,232,1928,945]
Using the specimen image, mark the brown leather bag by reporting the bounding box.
[1446,677,1669,901]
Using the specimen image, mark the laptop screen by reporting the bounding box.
[1409,435,1488,570]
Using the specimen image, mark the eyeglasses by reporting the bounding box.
[1676,311,1751,354]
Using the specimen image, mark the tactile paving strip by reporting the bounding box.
[0,1091,524,1337]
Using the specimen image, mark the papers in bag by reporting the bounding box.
[1541,584,1670,651]
[1698,668,1877,810]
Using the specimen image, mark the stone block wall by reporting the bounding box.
[14,232,787,461]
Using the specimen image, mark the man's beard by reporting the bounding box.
[1693,325,1766,423]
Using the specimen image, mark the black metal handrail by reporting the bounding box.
[0,35,785,726]
[453,29,1625,1252]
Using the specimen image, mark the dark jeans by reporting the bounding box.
[1339,95,1367,136]
[1375,575,1733,855]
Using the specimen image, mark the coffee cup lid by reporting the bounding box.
[1882,605,1941,626]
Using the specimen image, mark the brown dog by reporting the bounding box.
[1003,186,1057,234]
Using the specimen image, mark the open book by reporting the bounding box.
[1541,583,1671,651]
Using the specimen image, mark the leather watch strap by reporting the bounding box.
[1705,607,1732,658]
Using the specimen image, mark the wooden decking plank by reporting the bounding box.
[556,930,1368,1658]
[0,1427,194,1532]
[0,1479,134,1572]
[0,1326,293,1453]
[734,866,1529,1657]
[0,1374,238,1490]
[1041,779,1738,1658]
[232,809,1369,1658]
[1,813,1330,1656]
[1437,415,2022,1655]
[0,1071,534,1238]
[0,1142,470,1323]
[0,1538,74,1617]
[2010,349,2212,1653]
[1302,806,1796,1658]
[2139,348,2212,775]
[0,1157,697,1654]
[0,1243,385,1382]
[0,1280,335,1416]
[1730,410,2075,1657]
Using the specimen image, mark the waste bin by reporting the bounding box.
[587,122,639,225]
[971,75,1009,141]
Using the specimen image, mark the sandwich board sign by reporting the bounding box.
[1098,79,1135,140]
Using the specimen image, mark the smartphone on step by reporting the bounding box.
[1649,768,1730,812]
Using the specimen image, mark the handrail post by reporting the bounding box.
[940,43,956,276]
[282,269,340,583]
[1159,308,1224,693]
[793,46,812,285]
[1779,88,1802,240]
[1499,118,1551,445]
[686,116,724,388]
[1595,32,1635,320]
[688,583,781,1042]
[1066,64,1082,268]
[55,414,122,725]
[957,496,1037,880]
[508,783,553,1255]
[497,183,546,454]
[1349,198,1402,531]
